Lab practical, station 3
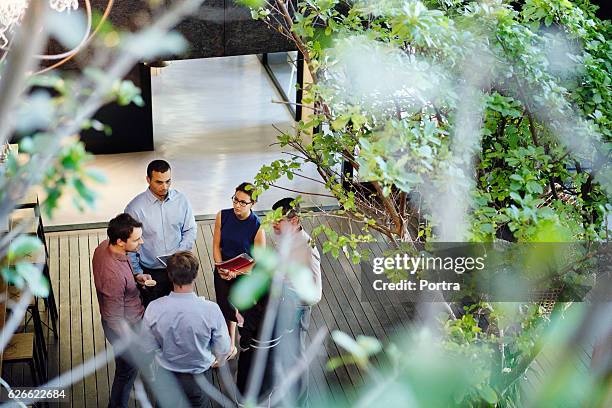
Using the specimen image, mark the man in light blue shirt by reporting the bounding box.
[141,251,230,407]
[125,160,196,303]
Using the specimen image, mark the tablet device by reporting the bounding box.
[157,254,172,267]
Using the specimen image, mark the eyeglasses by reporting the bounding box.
[232,195,253,207]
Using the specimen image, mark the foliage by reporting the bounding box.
[0,235,48,297]
[242,0,611,406]
[248,0,610,245]
[325,302,604,407]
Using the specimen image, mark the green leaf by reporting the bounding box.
[287,265,319,304]
[332,331,365,360]
[526,181,543,195]
[1,266,24,287]
[8,236,43,262]
[16,263,49,297]
[85,168,107,183]
[16,91,54,134]
[544,15,553,27]
[229,270,271,310]
[235,0,265,8]
[331,115,350,131]
[478,384,498,404]
[356,335,383,355]
[509,192,522,202]
[480,223,494,234]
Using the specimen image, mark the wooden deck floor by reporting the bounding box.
[3,215,595,407]
[4,216,418,407]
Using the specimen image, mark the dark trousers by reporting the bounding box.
[155,366,213,408]
[102,322,139,408]
[141,266,171,306]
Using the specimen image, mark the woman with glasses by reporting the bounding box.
[212,182,266,361]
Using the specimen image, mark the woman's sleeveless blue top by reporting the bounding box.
[220,208,261,260]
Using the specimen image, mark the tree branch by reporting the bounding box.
[0,0,47,145]
[269,183,336,198]
[370,181,402,236]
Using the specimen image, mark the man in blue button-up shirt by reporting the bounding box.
[141,251,230,407]
[125,160,196,303]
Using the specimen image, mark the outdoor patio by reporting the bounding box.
[4,215,422,407]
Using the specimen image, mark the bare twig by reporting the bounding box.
[0,378,27,408]
[270,98,322,113]
[134,379,154,408]
[269,183,336,198]
[193,371,236,408]
[218,362,243,404]
[289,170,328,185]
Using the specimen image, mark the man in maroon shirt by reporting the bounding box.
[92,213,151,408]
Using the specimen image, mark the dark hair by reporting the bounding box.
[107,213,142,245]
[272,197,300,219]
[235,182,256,202]
[147,160,171,178]
[167,251,199,286]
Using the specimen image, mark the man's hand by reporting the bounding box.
[135,273,152,285]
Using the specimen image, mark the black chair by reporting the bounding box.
[2,332,46,387]
[7,285,49,369]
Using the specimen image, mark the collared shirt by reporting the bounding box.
[125,188,197,273]
[285,228,322,305]
[141,292,231,373]
[92,240,144,335]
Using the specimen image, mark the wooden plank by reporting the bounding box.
[324,217,396,339]
[369,232,415,327]
[57,235,71,388]
[79,233,97,408]
[314,218,388,346]
[46,234,60,408]
[330,216,421,334]
[305,305,341,404]
[366,232,414,330]
[192,222,212,300]
[200,222,216,270]
[69,235,85,407]
[200,223,218,302]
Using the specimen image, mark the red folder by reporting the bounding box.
[215,253,254,272]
